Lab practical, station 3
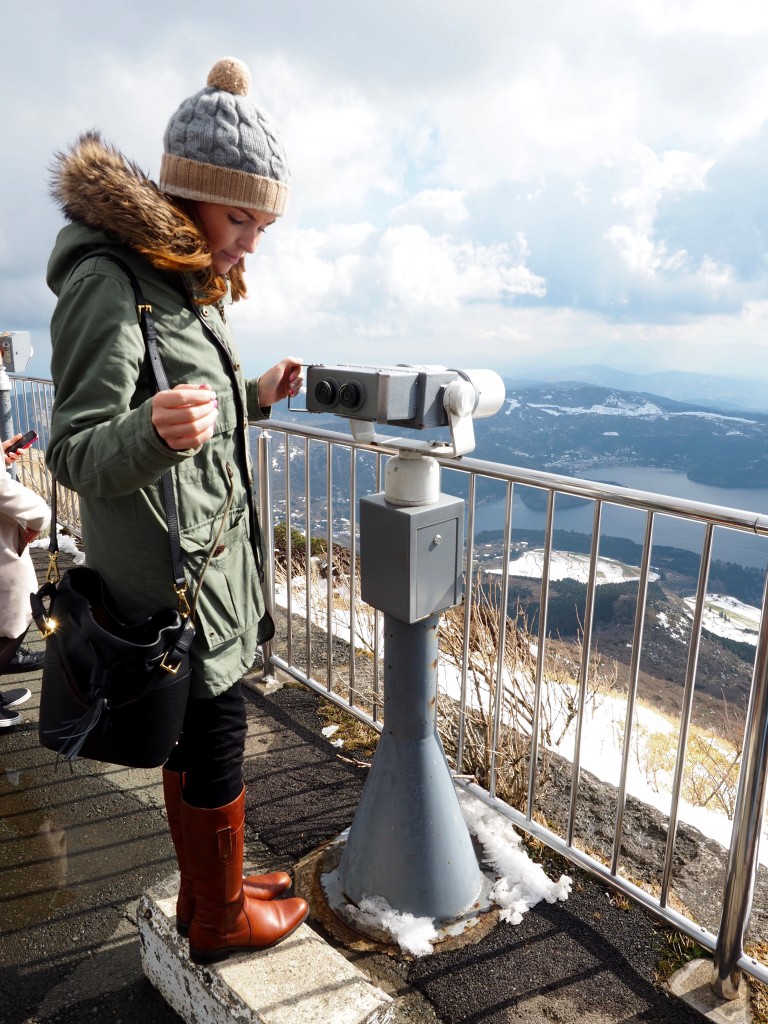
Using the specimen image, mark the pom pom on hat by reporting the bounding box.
[207,57,251,96]
[159,56,289,215]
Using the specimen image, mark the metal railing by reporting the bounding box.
[4,374,81,536]
[256,417,768,1000]
[16,367,768,999]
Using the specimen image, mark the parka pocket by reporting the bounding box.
[180,517,264,650]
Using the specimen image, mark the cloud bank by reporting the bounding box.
[4,0,768,381]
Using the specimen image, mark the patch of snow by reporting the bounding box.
[335,892,438,954]
[488,547,658,585]
[669,411,756,425]
[322,788,571,957]
[528,400,664,418]
[31,527,85,565]
[457,789,571,924]
[685,593,761,645]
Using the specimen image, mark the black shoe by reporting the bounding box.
[0,687,31,708]
[0,705,20,728]
[8,646,45,672]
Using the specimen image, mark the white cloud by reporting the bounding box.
[604,148,714,277]
[390,189,469,229]
[7,0,768,383]
[375,225,545,311]
[276,65,399,213]
[237,221,545,352]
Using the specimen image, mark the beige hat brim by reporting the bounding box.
[159,154,288,215]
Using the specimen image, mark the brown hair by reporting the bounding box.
[150,198,248,306]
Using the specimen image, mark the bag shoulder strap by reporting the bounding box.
[50,249,187,606]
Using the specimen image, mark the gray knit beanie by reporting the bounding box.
[159,57,290,215]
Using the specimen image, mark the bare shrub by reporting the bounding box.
[436,577,616,809]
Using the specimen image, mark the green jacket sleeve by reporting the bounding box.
[245,377,271,423]
[47,263,194,497]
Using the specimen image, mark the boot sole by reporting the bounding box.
[188,907,309,966]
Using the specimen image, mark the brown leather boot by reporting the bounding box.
[162,769,293,937]
[182,787,309,965]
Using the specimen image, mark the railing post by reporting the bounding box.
[0,365,17,479]
[712,578,768,998]
[255,426,277,683]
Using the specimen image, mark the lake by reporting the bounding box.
[470,465,768,570]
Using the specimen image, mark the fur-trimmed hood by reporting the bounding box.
[50,132,211,273]
[48,132,245,302]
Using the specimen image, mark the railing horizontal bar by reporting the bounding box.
[267,654,383,734]
[263,420,768,536]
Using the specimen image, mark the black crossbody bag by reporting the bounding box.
[33,253,195,768]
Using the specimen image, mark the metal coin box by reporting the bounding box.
[359,493,464,623]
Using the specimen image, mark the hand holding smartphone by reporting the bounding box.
[4,429,38,454]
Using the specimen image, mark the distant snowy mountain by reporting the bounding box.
[511,364,768,414]
[472,381,768,486]
[270,378,768,488]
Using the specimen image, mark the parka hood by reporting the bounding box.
[48,132,242,303]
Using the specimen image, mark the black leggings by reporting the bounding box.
[165,681,247,808]
[0,628,28,675]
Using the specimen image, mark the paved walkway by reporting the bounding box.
[0,549,722,1023]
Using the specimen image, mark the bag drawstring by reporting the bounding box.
[54,696,110,761]
[47,644,111,760]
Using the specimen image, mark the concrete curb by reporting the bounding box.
[138,882,395,1024]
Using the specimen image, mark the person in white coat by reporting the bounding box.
[0,435,51,726]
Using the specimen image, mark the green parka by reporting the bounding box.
[46,135,274,698]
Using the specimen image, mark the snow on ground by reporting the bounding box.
[349,895,439,957]
[30,527,85,565]
[275,571,379,653]
[321,788,572,957]
[685,593,761,645]
[528,399,665,418]
[488,547,659,585]
[276,553,766,885]
[435,659,750,863]
[457,788,571,923]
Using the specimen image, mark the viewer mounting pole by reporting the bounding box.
[337,449,484,920]
[302,362,506,923]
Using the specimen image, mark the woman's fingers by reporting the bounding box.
[258,358,303,406]
[2,434,22,466]
[151,385,219,450]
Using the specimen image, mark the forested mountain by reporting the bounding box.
[471,382,768,486]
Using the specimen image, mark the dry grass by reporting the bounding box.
[746,943,768,1023]
[654,930,705,983]
[316,699,380,759]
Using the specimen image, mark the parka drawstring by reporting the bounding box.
[190,463,236,617]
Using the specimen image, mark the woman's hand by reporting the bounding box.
[21,527,40,546]
[2,435,22,467]
[151,384,219,450]
[257,359,303,408]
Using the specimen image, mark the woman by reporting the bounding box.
[46,57,308,964]
[0,436,51,724]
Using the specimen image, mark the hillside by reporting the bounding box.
[278,378,768,488]
[473,382,768,486]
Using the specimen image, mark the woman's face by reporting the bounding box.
[194,202,277,275]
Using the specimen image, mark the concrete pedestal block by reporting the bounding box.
[138,882,394,1024]
[666,958,753,1023]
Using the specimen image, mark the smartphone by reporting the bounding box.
[5,429,38,454]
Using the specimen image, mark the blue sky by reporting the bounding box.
[3,0,768,386]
